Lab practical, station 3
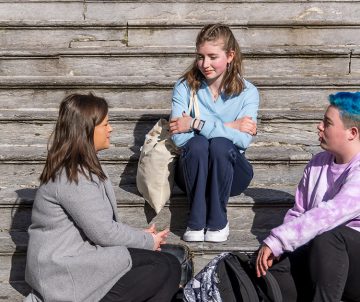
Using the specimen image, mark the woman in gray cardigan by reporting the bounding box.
[25,93,181,302]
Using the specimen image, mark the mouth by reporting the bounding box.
[203,70,214,75]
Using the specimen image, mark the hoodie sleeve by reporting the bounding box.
[264,164,360,257]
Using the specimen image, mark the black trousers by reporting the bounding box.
[101,248,181,302]
[268,225,360,302]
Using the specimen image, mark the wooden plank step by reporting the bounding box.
[1,75,358,88]
[0,46,355,56]
[1,1,359,26]
[2,23,360,49]
[0,144,319,163]
[0,108,326,123]
[0,182,294,231]
[0,159,306,195]
[0,224,279,282]
[0,46,355,78]
[0,281,30,302]
[0,87,357,113]
[0,121,320,147]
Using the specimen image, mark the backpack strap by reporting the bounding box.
[218,254,260,302]
[232,252,283,302]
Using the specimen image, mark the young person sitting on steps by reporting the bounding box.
[25,93,181,302]
[256,92,360,302]
[169,24,259,243]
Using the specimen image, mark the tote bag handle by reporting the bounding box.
[188,90,200,118]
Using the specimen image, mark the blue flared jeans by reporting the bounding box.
[175,135,254,230]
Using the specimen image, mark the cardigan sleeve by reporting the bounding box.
[58,176,154,250]
[263,164,360,257]
[171,80,196,147]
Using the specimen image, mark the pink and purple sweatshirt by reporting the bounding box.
[264,151,360,257]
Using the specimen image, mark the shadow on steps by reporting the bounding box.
[9,188,36,297]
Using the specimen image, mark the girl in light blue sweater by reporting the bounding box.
[170,24,259,242]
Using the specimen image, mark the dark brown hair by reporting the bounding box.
[40,93,108,184]
[182,23,244,96]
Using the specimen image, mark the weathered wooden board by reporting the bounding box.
[0,143,317,162]
[2,25,360,49]
[0,28,127,49]
[0,160,306,192]
[0,202,289,236]
[1,2,359,24]
[1,226,274,283]
[0,280,30,302]
[1,76,359,110]
[127,27,360,48]
[0,55,352,77]
[0,121,320,147]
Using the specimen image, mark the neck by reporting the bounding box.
[207,72,225,92]
[334,144,360,164]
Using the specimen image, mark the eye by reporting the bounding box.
[196,55,204,61]
[210,56,217,60]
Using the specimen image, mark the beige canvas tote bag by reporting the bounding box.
[136,91,200,214]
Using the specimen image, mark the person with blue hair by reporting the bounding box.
[256,92,360,301]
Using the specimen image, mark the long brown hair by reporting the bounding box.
[182,23,244,96]
[40,93,108,184]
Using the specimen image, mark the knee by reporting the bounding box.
[209,137,234,161]
[311,226,346,255]
[159,253,181,282]
[182,135,209,158]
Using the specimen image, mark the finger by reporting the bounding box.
[170,117,180,122]
[256,255,261,277]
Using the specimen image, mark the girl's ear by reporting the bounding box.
[348,126,359,141]
[227,50,235,63]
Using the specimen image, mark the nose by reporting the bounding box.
[317,121,324,131]
[202,57,210,68]
[108,124,113,132]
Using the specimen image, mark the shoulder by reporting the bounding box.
[304,151,333,174]
[174,78,189,90]
[242,79,259,97]
[226,78,259,103]
[55,169,102,197]
[309,151,333,166]
[242,78,257,91]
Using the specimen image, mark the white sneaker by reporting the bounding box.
[204,223,229,242]
[183,228,205,242]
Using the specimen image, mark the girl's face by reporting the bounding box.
[196,39,234,84]
[94,114,112,152]
[317,106,351,156]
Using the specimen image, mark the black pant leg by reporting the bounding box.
[268,244,314,302]
[310,225,360,302]
[101,248,181,302]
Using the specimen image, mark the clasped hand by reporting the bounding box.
[169,113,257,136]
[144,224,169,251]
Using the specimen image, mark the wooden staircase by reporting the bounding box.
[1,1,360,300]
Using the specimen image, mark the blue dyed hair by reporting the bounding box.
[329,92,360,124]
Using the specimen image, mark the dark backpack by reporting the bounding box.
[216,252,282,302]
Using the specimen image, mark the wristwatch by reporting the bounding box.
[191,118,205,132]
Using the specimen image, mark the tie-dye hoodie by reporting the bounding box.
[264,151,360,257]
